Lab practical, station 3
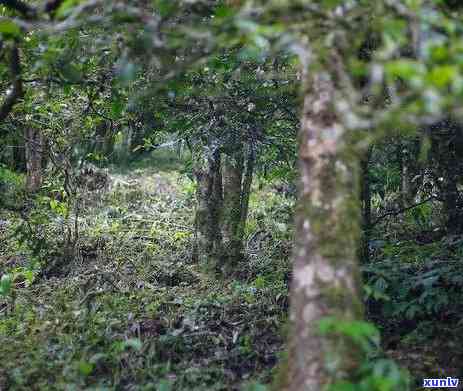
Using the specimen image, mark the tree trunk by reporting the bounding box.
[221,148,244,269]
[193,150,222,267]
[12,137,26,172]
[399,140,421,208]
[239,144,255,239]
[401,146,410,208]
[194,142,255,272]
[442,153,460,234]
[431,121,462,234]
[25,128,43,193]
[284,71,364,390]
[359,147,371,263]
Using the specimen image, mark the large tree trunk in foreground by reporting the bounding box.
[25,128,44,193]
[284,72,364,390]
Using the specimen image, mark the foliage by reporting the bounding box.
[365,253,463,324]
[0,164,24,207]
[318,317,411,391]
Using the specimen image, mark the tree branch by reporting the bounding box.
[372,196,436,226]
[0,44,23,122]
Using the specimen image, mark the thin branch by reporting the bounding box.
[372,196,436,226]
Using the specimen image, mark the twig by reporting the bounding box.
[372,196,436,226]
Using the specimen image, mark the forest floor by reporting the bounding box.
[0,158,292,391]
[1,155,462,390]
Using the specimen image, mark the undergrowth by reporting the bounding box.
[0,166,289,390]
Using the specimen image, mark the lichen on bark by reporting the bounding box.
[281,68,366,391]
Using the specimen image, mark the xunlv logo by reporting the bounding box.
[423,377,459,388]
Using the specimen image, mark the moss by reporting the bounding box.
[321,283,364,319]
[299,150,362,266]
[270,350,289,391]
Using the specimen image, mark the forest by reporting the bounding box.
[1,1,463,390]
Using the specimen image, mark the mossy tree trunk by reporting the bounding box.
[193,150,223,267]
[194,142,255,272]
[284,70,364,390]
[221,147,245,269]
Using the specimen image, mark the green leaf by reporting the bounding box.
[56,0,84,19]
[0,274,12,296]
[77,361,94,376]
[318,317,380,352]
[215,5,234,19]
[0,20,21,38]
[382,19,407,42]
[429,45,449,62]
[385,60,423,80]
[427,65,458,88]
[23,270,34,286]
[111,99,124,118]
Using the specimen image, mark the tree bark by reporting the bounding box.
[430,120,462,234]
[239,144,255,239]
[193,150,222,267]
[12,138,26,172]
[221,148,244,269]
[401,146,410,208]
[194,142,255,272]
[25,128,43,193]
[359,147,371,263]
[442,153,460,234]
[284,71,364,390]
